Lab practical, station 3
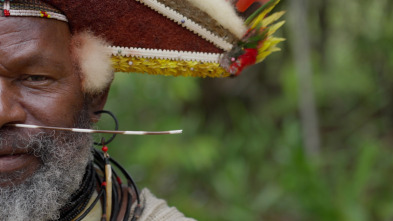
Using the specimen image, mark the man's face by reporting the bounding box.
[0,17,100,220]
[0,17,86,185]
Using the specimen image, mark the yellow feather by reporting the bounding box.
[266,37,286,45]
[268,21,286,36]
[262,11,286,27]
[256,51,273,63]
[256,37,285,63]
[257,47,281,63]
[250,0,281,28]
[258,37,284,53]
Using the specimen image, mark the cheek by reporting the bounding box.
[20,82,86,127]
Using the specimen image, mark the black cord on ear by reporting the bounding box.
[93,110,119,146]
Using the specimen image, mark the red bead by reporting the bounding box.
[102,146,108,152]
[117,177,122,184]
[101,182,107,187]
[4,10,10,17]
[40,11,49,18]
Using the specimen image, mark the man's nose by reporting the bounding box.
[0,80,26,128]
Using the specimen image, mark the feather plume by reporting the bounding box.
[220,0,285,76]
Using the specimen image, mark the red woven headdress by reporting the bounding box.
[1,0,284,78]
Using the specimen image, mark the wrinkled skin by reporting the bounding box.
[0,17,106,186]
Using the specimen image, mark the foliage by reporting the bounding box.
[98,0,393,220]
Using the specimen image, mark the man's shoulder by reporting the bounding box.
[131,188,197,221]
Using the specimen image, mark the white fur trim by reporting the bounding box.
[72,32,114,94]
[185,0,247,39]
[108,46,221,63]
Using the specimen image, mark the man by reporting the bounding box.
[0,0,283,220]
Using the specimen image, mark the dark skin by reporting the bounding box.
[0,17,133,220]
[0,17,107,186]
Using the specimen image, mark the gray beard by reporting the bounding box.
[0,118,93,220]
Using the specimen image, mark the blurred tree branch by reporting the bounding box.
[288,0,321,157]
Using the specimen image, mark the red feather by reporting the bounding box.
[236,0,270,12]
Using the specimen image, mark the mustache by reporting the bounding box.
[0,108,91,159]
[0,127,43,146]
[0,127,77,156]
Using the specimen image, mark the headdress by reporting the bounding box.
[0,1,284,219]
[1,0,284,89]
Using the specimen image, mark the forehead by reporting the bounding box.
[0,17,71,67]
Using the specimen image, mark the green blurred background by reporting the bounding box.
[98,1,393,220]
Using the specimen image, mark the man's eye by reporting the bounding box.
[25,76,48,82]
[20,75,54,87]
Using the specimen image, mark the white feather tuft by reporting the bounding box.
[185,0,247,39]
[71,32,114,94]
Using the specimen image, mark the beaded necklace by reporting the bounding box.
[56,149,143,221]
[54,163,96,221]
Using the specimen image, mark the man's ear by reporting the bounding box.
[87,88,110,123]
